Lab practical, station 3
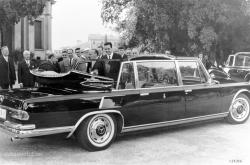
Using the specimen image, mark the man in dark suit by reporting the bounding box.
[39,54,60,73]
[92,42,122,81]
[118,46,128,61]
[18,50,36,88]
[0,46,16,89]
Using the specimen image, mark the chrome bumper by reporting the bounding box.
[0,121,74,139]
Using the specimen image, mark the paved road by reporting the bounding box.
[0,119,249,165]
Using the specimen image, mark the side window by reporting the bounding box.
[228,56,234,66]
[244,56,250,67]
[179,61,207,85]
[235,55,244,67]
[198,63,207,83]
[137,61,178,88]
[118,63,135,89]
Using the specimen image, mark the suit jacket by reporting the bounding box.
[74,57,88,73]
[59,58,78,73]
[39,60,60,73]
[0,55,16,89]
[92,53,122,80]
[121,54,128,61]
[18,60,36,87]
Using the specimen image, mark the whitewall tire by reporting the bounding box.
[227,94,250,124]
[76,114,117,151]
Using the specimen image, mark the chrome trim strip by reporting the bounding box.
[133,61,139,89]
[244,73,250,80]
[99,97,105,109]
[3,121,35,130]
[116,62,123,90]
[121,112,229,133]
[175,61,183,86]
[232,89,249,102]
[67,110,125,138]
[0,122,74,139]
[0,105,21,112]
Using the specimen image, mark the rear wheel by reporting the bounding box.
[227,94,250,124]
[76,114,117,151]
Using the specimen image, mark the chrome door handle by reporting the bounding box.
[185,89,192,94]
[140,93,149,96]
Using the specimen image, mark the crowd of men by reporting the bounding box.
[0,42,132,90]
[1,42,209,90]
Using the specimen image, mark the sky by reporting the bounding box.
[52,0,109,50]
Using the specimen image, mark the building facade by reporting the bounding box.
[88,34,120,49]
[0,0,54,60]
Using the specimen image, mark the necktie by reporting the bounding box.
[70,59,72,66]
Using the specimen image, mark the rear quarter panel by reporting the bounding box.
[24,98,101,128]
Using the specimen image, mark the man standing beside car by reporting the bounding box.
[39,54,60,73]
[59,49,77,73]
[118,46,128,61]
[74,49,89,73]
[0,46,16,89]
[92,42,122,81]
[18,50,36,88]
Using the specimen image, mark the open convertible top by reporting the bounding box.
[31,70,114,91]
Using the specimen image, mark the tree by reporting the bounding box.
[101,0,250,63]
[0,0,48,47]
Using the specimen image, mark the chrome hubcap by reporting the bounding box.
[88,116,112,145]
[231,98,249,122]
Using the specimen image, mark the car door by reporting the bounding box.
[178,60,222,118]
[120,61,186,127]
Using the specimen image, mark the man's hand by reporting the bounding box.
[19,83,23,88]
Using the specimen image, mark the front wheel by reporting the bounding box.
[227,94,250,124]
[76,114,117,151]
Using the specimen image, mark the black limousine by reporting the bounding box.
[0,55,249,151]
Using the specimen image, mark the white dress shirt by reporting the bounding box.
[3,56,8,62]
[108,53,113,59]
[25,60,30,66]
